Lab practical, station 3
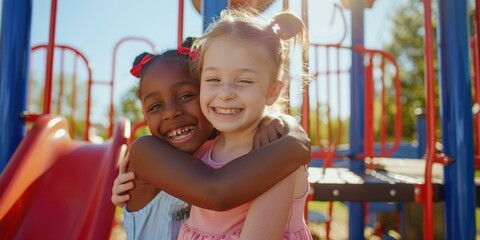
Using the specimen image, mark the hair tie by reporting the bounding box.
[130,55,152,78]
[270,22,280,35]
[178,47,199,60]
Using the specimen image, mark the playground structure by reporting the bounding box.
[0,0,477,239]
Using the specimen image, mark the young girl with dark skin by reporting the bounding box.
[112,38,310,239]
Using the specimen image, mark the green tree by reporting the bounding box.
[382,0,436,140]
[383,0,476,141]
[116,85,150,137]
[117,85,143,123]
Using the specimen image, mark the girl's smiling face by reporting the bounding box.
[199,35,281,136]
[140,61,213,153]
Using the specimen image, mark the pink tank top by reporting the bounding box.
[177,137,313,240]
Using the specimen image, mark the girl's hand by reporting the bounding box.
[111,154,136,207]
[254,113,311,165]
[253,112,285,149]
[278,114,311,165]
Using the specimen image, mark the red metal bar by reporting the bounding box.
[380,57,387,153]
[300,0,310,133]
[31,44,92,140]
[326,47,332,144]
[283,0,288,10]
[43,0,58,114]
[364,54,375,169]
[475,4,480,165]
[354,46,402,157]
[324,47,334,169]
[71,56,78,136]
[334,47,343,147]
[326,201,333,240]
[57,49,65,114]
[314,46,345,157]
[310,44,402,160]
[27,55,33,113]
[422,0,436,239]
[314,47,321,149]
[178,0,184,48]
[22,113,41,123]
[108,82,115,138]
[471,37,480,167]
[282,0,290,113]
[110,37,156,138]
[108,57,116,139]
[476,0,480,68]
[65,47,93,141]
[304,183,314,222]
[310,44,346,169]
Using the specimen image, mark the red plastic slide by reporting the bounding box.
[0,115,129,239]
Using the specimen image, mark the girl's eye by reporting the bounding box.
[237,79,254,85]
[178,93,197,101]
[204,78,221,84]
[148,103,162,112]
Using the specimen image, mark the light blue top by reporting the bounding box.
[124,191,189,240]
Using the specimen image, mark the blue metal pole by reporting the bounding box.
[348,0,365,239]
[415,108,427,158]
[0,0,32,172]
[437,0,476,239]
[201,0,228,32]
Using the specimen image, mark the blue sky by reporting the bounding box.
[26,0,405,125]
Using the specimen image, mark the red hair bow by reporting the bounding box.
[130,55,152,78]
[178,47,199,60]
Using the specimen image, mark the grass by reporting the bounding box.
[111,201,480,239]
[307,201,349,240]
[110,207,126,240]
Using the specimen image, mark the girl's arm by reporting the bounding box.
[114,116,287,209]
[239,169,299,239]
[128,114,311,211]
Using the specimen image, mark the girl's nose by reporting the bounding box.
[162,102,182,120]
[218,82,235,100]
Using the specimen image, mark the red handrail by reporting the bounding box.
[177,0,184,48]
[30,44,93,141]
[300,0,310,134]
[470,36,480,167]
[380,58,387,153]
[364,53,375,164]
[71,56,78,135]
[56,50,65,114]
[309,44,402,161]
[354,46,403,157]
[110,37,156,138]
[43,0,58,115]
[422,0,436,239]
[283,0,288,10]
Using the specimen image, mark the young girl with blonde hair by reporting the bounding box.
[178,9,312,239]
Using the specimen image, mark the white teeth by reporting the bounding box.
[166,126,195,139]
[214,108,241,114]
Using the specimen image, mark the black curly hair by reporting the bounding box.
[131,37,197,97]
